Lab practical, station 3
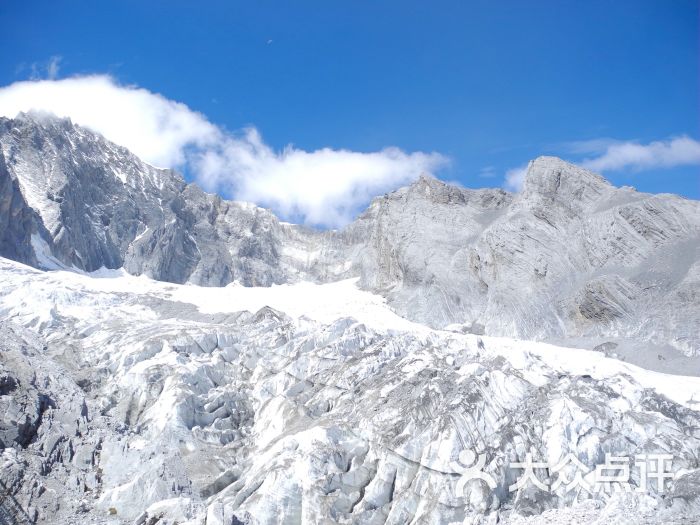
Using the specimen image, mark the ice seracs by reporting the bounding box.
[1,257,700,524]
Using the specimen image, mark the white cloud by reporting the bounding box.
[192,128,446,226]
[23,56,64,81]
[580,136,700,173]
[0,75,446,227]
[0,76,219,168]
[503,165,528,192]
[46,56,62,80]
[477,165,497,178]
[503,135,700,192]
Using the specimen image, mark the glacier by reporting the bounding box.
[2,258,700,524]
[0,112,699,524]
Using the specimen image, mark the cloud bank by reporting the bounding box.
[503,165,528,192]
[503,136,700,193]
[0,75,446,227]
[579,136,700,173]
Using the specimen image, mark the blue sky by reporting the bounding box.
[0,0,698,225]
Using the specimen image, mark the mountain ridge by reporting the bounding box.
[1,112,699,359]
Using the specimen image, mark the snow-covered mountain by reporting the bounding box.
[1,112,699,524]
[2,113,698,359]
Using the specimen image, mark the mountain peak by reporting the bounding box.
[12,110,74,130]
[411,171,444,189]
[521,155,612,207]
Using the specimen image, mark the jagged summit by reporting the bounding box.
[389,170,512,210]
[15,108,77,124]
[521,155,613,209]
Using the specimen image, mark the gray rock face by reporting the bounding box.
[0,321,94,524]
[1,112,699,360]
[0,112,342,287]
[0,147,46,268]
[342,175,514,328]
[342,160,700,357]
